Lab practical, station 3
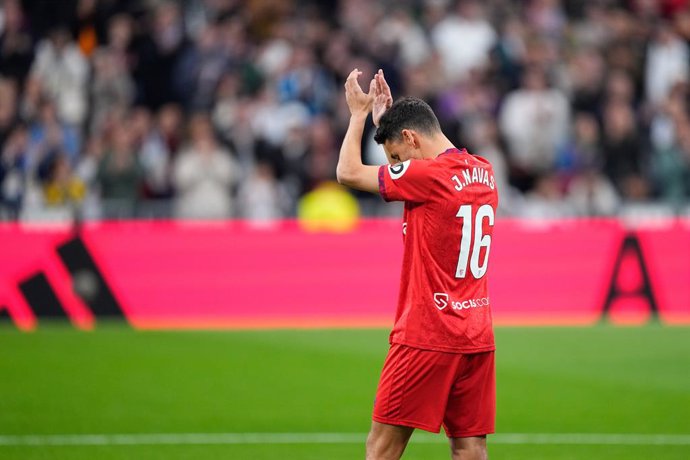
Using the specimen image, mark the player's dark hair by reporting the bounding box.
[374,97,442,144]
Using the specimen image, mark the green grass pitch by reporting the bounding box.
[0,324,688,459]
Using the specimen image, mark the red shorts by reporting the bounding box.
[372,343,495,438]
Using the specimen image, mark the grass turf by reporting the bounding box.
[0,324,688,459]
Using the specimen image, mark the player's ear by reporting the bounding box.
[401,129,418,148]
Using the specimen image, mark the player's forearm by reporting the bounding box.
[336,113,368,189]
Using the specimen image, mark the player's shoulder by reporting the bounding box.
[391,149,494,180]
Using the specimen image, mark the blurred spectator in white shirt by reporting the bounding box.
[520,174,574,219]
[251,86,310,150]
[29,26,88,126]
[430,0,496,83]
[377,10,431,67]
[499,66,570,186]
[172,113,235,219]
[645,22,689,108]
[567,169,620,217]
[237,162,289,226]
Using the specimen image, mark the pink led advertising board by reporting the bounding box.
[0,219,688,330]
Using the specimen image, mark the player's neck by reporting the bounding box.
[423,134,456,159]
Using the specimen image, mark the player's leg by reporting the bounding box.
[371,344,459,457]
[448,435,487,460]
[442,351,496,459]
[365,420,414,460]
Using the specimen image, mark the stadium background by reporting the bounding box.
[0,0,689,459]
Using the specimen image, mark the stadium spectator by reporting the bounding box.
[134,1,190,110]
[645,21,689,107]
[212,75,258,176]
[430,0,497,83]
[29,26,88,126]
[0,77,18,147]
[90,48,135,134]
[601,100,647,199]
[27,99,81,169]
[172,113,236,219]
[566,168,621,216]
[526,0,566,39]
[174,22,230,111]
[0,0,34,88]
[521,173,573,219]
[237,162,288,225]
[74,134,105,220]
[102,12,135,64]
[651,88,690,207]
[97,121,143,218]
[499,66,570,191]
[569,2,610,49]
[0,122,28,219]
[39,153,86,210]
[492,14,527,91]
[556,112,603,182]
[566,48,606,115]
[276,44,336,115]
[376,10,431,68]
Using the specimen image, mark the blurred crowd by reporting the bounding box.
[1,0,689,222]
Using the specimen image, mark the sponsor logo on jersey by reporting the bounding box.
[433,293,490,311]
[388,160,410,179]
[433,292,449,310]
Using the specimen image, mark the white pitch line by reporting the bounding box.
[0,432,689,447]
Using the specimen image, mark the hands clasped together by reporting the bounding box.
[344,68,393,127]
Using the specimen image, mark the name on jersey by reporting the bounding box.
[433,293,490,311]
[451,167,495,191]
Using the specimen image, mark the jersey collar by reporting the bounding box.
[438,148,467,156]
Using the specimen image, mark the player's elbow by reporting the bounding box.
[336,165,354,187]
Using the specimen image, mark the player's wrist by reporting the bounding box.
[350,112,368,123]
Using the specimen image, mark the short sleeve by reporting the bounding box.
[378,159,434,203]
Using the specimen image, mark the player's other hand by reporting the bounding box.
[372,69,393,127]
[344,68,375,118]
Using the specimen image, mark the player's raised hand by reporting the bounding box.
[372,69,393,127]
[344,68,374,117]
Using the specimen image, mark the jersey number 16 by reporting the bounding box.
[455,204,494,279]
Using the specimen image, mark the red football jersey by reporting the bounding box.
[378,148,498,353]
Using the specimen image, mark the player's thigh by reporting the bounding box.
[373,344,459,433]
[443,351,495,438]
[366,420,414,460]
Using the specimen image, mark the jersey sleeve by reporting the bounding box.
[378,159,434,203]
